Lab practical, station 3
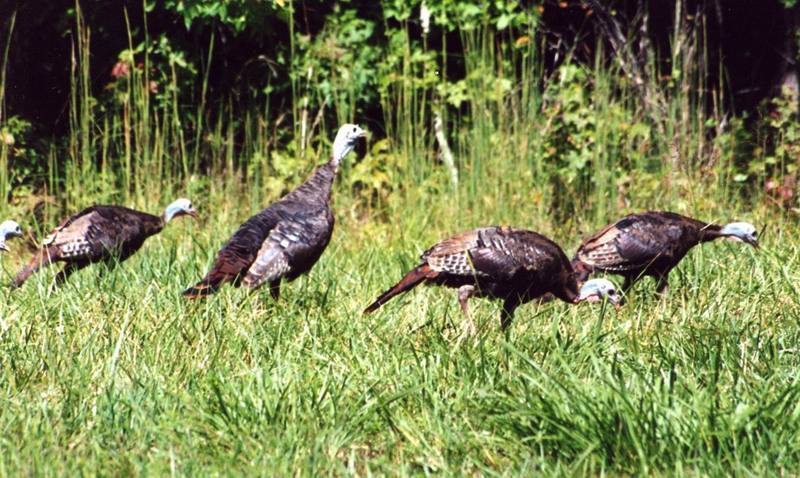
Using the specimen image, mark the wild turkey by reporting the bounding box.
[0,220,22,252]
[12,198,197,288]
[573,211,758,295]
[183,123,366,299]
[363,226,621,331]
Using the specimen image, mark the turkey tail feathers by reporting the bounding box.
[363,264,435,314]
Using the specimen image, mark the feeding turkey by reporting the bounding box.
[573,211,758,295]
[12,199,197,288]
[363,226,621,332]
[183,124,366,299]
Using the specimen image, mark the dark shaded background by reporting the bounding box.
[1,0,796,137]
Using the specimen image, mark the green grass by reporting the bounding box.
[2,4,799,474]
[0,194,797,475]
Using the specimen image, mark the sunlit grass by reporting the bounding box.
[1,3,798,474]
[0,200,797,475]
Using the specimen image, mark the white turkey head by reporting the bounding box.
[332,124,366,164]
[720,222,758,248]
[578,278,621,306]
[164,198,198,223]
[0,220,22,252]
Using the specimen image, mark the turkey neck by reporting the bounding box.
[554,275,581,304]
[283,158,338,205]
[695,223,724,243]
[145,213,166,236]
[673,215,723,244]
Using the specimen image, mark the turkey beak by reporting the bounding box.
[186,209,198,220]
[746,235,759,248]
[0,242,8,252]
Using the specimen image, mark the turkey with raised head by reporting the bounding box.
[573,211,758,295]
[12,198,197,288]
[0,220,23,252]
[363,226,621,332]
[183,123,366,299]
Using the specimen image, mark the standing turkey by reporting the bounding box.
[12,198,197,288]
[572,211,758,295]
[363,226,621,332]
[0,220,23,252]
[183,123,366,299]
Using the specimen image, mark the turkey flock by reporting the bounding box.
[1,124,760,333]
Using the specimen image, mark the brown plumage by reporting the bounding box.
[364,226,620,331]
[12,200,196,288]
[573,211,758,294]
[183,124,365,299]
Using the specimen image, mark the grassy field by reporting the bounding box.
[3,5,800,474]
[0,187,798,475]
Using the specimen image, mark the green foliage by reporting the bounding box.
[0,116,42,187]
[347,138,405,209]
[740,89,800,197]
[383,0,536,31]
[293,4,381,123]
[1,0,790,220]
[113,33,198,109]
[541,65,597,186]
[159,0,285,32]
[765,89,800,176]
